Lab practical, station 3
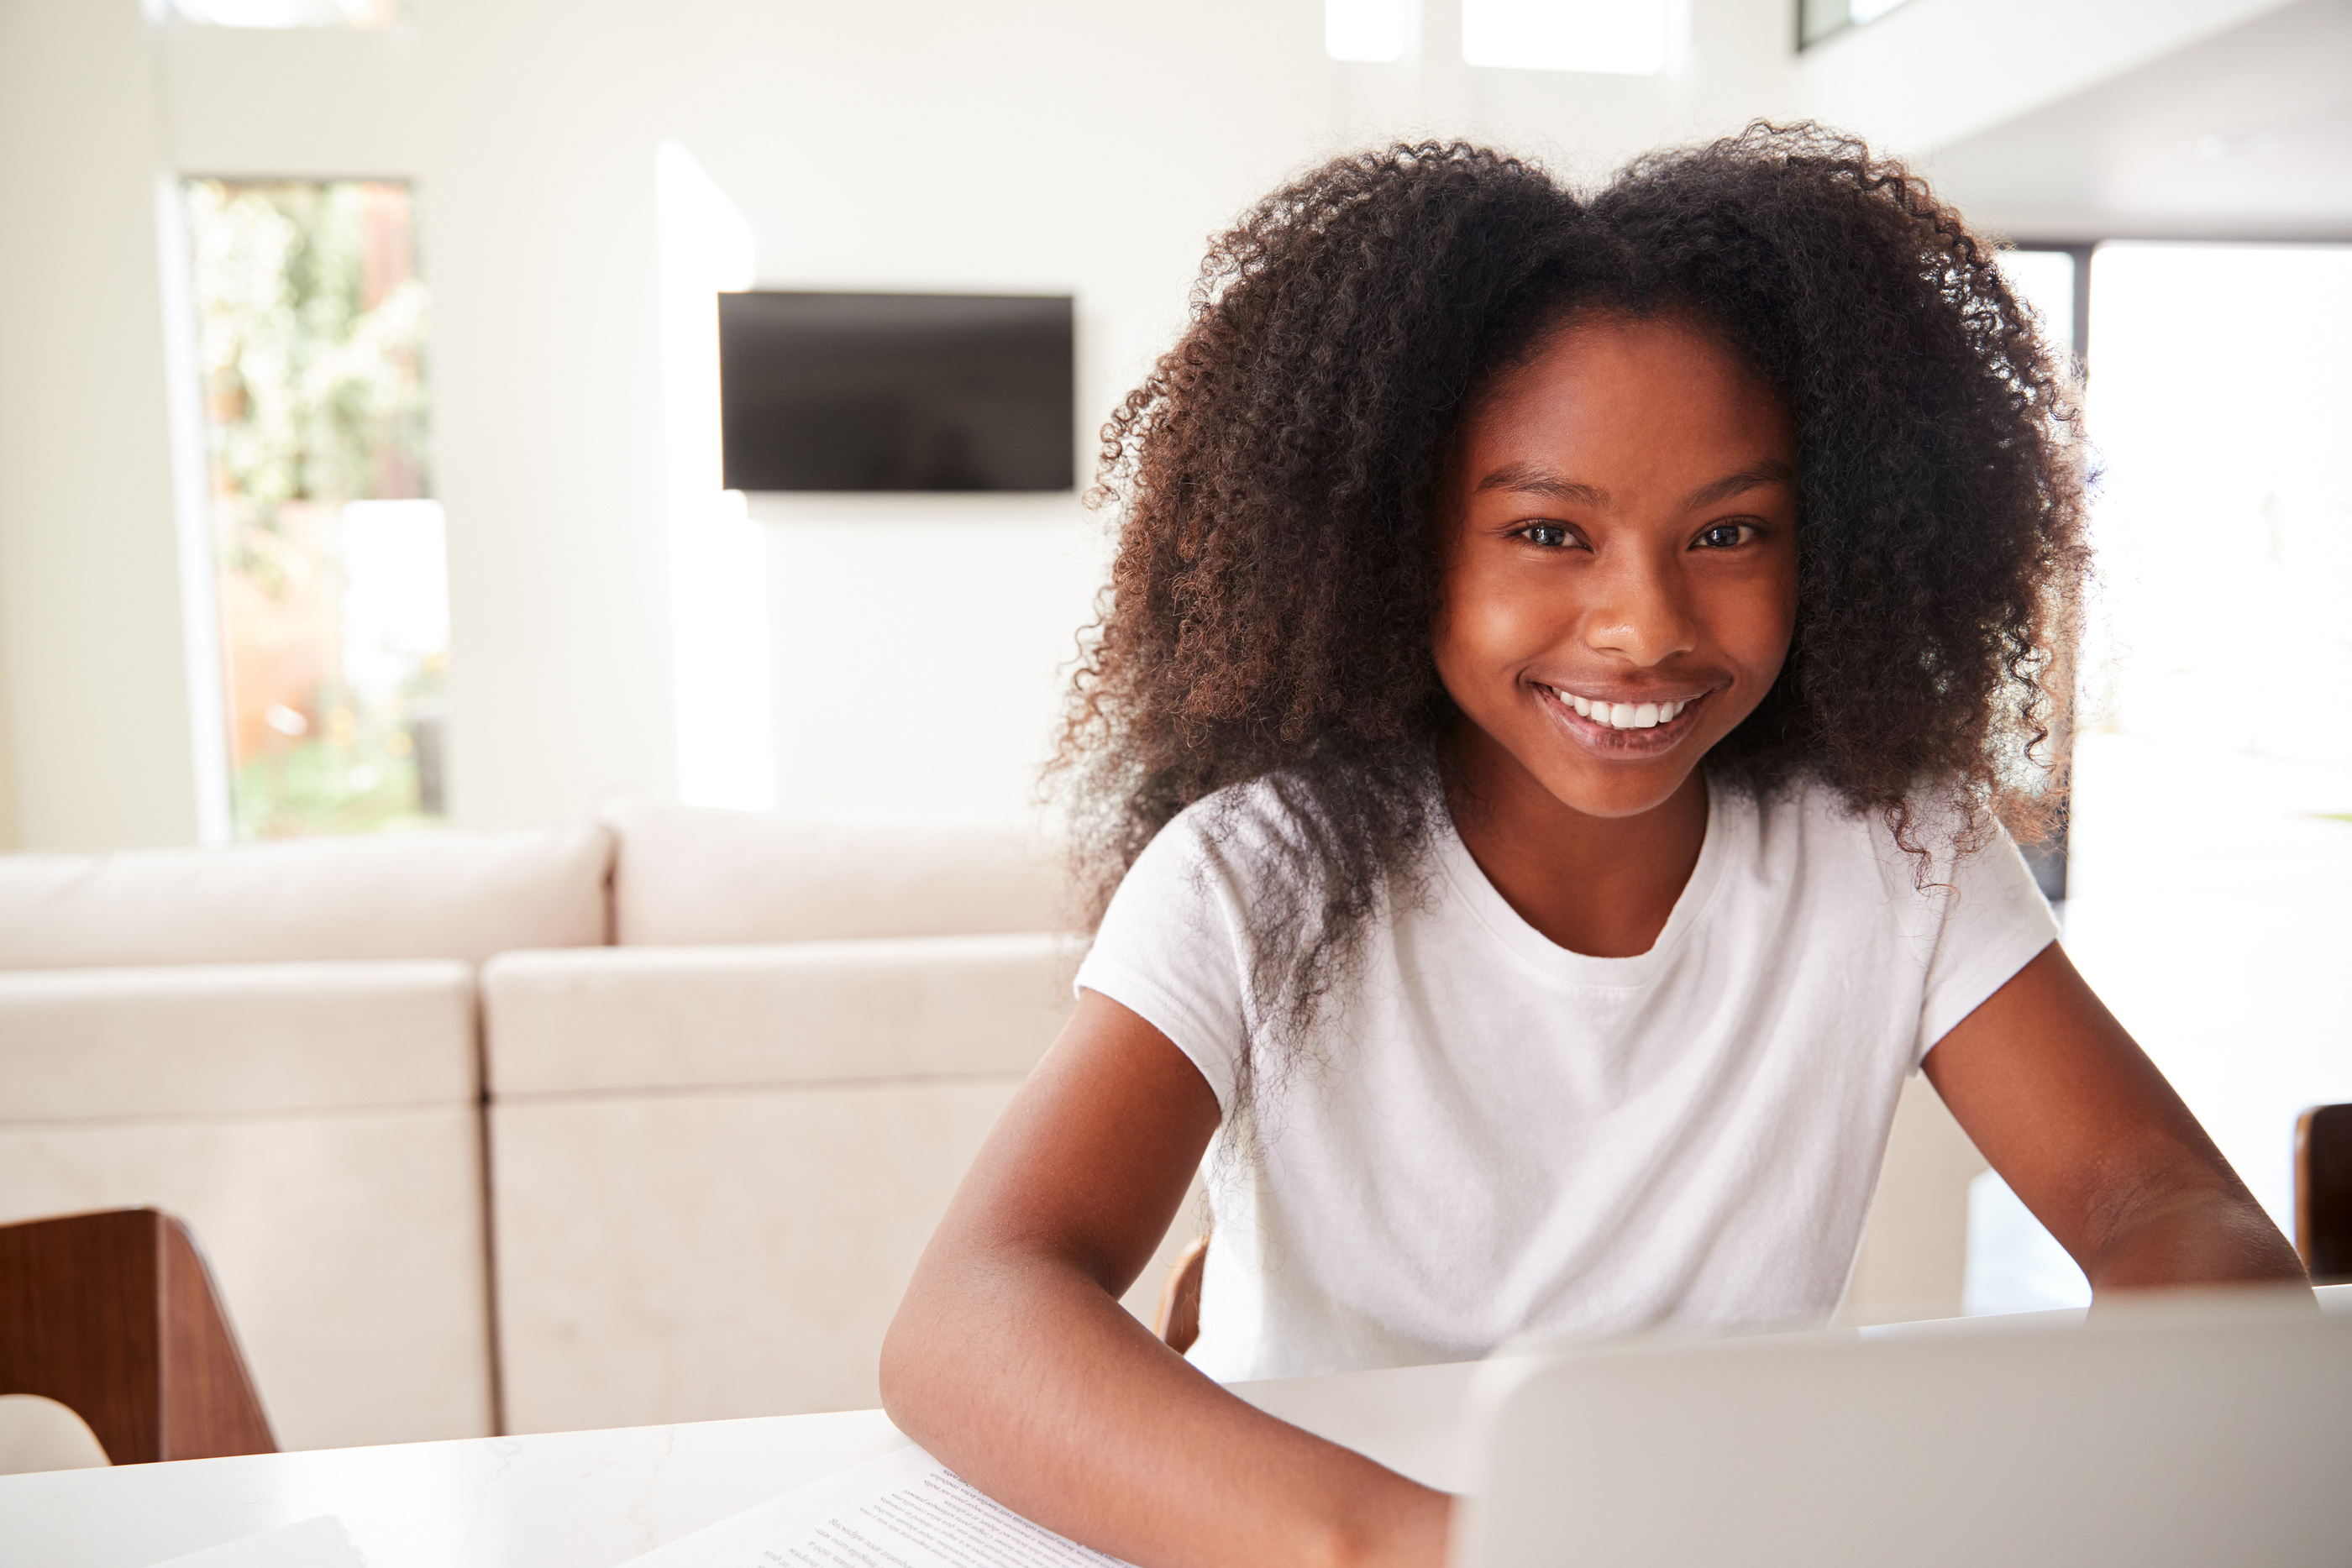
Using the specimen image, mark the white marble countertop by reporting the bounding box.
[0,1361,1480,1568]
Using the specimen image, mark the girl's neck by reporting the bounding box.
[1440,727,1710,959]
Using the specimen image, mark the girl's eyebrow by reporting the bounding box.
[1680,459,1796,511]
[1473,462,1606,505]
[1473,459,1795,511]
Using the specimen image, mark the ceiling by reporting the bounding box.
[1924,0,2352,241]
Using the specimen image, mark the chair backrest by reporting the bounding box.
[2297,1104,2350,1284]
[0,1209,275,1464]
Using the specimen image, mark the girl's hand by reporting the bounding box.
[1923,942,2310,1298]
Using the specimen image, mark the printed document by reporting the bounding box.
[622,1444,1137,1567]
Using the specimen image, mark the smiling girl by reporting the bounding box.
[880,126,2308,1568]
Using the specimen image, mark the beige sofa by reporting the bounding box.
[0,805,1979,1457]
[0,825,610,1450]
[480,804,1109,1435]
[0,806,1121,1451]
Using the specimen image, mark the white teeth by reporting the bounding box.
[1552,690,1698,729]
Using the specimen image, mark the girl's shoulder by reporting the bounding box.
[1121,776,1327,909]
[1122,770,1440,932]
[1741,769,2042,912]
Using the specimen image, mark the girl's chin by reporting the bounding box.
[1443,698,1720,821]
[1533,762,1704,822]
[1526,703,1721,820]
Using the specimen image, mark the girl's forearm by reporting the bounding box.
[2084,1184,2310,1298]
[880,1248,1451,1568]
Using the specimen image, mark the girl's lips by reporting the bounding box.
[1537,684,1711,754]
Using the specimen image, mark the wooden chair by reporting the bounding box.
[0,1208,275,1464]
[1153,1234,1210,1354]
[2296,1104,2350,1286]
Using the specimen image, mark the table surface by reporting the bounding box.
[0,1360,1479,1568]
[13,1289,2346,1568]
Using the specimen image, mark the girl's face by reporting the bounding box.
[1434,312,1800,823]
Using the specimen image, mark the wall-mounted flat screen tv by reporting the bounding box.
[719,291,1074,492]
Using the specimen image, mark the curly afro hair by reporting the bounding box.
[1052,123,2088,1071]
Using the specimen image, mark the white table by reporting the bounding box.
[0,1361,1478,1568]
[15,1291,2348,1567]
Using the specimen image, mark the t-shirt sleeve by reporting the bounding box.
[1070,812,1252,1115]
[1915,823,2062,1066]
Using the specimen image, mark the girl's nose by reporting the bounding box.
[1582,552,1699,666]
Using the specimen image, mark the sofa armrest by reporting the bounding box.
[0,961,476,1121]
[482,933,1080,1097]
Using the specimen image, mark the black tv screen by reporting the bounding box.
[719,291,1074,492]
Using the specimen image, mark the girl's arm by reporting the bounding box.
[1923,942,2310,1295]
[880,989,1452,1568]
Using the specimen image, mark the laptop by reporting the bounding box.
[1454,1291,2351,1567]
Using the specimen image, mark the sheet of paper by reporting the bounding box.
[623,1444,1137,1568]
[143,1515,366,1568]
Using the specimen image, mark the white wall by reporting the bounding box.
[0,0,2253,845]
[618,0,1820,821]
[0,3,203,851]
[0,607,16,849]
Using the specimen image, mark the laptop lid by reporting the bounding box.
[1455,1294,2349,1568]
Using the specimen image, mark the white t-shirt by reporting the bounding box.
[1072,774,2059,1382]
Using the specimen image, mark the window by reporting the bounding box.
[170,0,399,26]
[183,179,447,838]
[2077,243,2352,772]
[2073,241,2352,1272]
[1996,247,2087,372]
[1462,0,1668,76]
[1962,241,2352,1314]
[1798,0,1912,51]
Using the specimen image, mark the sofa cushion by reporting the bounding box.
[0,823,612,969]
[0,960,476,1120]
[490,1079,1021,1430]
[489,1079,1204,1431]
[481,934,1079,1095]
[602,800,1074,944]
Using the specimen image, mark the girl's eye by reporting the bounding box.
[1520,522,1574,548]
[1694,522,1756,549]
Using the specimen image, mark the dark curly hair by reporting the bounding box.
[1051,123,2088,1090]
